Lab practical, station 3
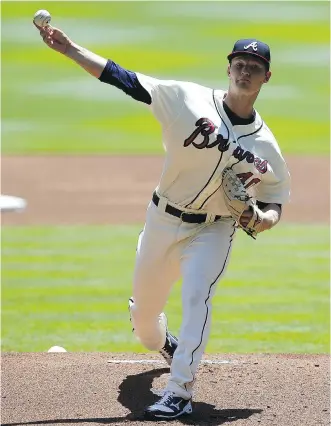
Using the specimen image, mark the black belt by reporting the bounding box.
[152,191,222,224]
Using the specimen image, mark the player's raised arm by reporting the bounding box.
[33,15,152,104]
[34,23,107,78]
[33,12,182,122]
[65,38,107,78]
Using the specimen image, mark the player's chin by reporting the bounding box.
[236,81,258,95]
[236,80,252,89]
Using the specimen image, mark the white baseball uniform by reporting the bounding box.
[127,74,290,399]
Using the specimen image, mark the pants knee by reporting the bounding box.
[129,304,166,351]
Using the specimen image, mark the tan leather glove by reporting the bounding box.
[221,167,263,239]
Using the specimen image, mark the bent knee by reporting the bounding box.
[129,304,166,350]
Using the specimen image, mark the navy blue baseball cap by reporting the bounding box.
[227,39,271,70]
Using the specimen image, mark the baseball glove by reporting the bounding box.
[221,167,263,239]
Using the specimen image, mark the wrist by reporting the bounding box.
[64,41,78,58]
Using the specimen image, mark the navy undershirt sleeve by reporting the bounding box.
[98,59,152,105]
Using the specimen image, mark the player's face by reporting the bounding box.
[228,56,271,94]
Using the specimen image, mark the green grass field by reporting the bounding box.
[2,224,329,353]
[1,1,330,154]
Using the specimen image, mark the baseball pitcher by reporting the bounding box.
[35,21,290,420]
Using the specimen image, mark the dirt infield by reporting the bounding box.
[1,155,329,225]
[2,353,330,426]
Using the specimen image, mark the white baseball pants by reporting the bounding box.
[129,199,236,399]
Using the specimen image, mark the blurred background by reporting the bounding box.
[1,1,329,353]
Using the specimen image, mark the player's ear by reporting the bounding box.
[264,71,271,83]
[227,65,231,78]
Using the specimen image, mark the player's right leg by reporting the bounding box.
[128,201,181,352]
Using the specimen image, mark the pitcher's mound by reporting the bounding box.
[2,352,329,426]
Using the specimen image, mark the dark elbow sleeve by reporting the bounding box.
[98,60,152,105]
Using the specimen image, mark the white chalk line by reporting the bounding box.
[107,359,238,365]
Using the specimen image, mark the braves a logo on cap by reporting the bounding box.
[244,41,258,51]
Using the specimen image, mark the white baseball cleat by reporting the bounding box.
[144,391,192,420]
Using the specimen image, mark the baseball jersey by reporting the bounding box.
[99,62,290,216]
[137,74,290,215]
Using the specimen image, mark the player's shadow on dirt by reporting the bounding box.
[120,368,262,424]
[3,368,262,426]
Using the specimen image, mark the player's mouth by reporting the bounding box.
[238,78,251,83]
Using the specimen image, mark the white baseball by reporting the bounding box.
[48,346,67,353]
[33,9,51,27]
